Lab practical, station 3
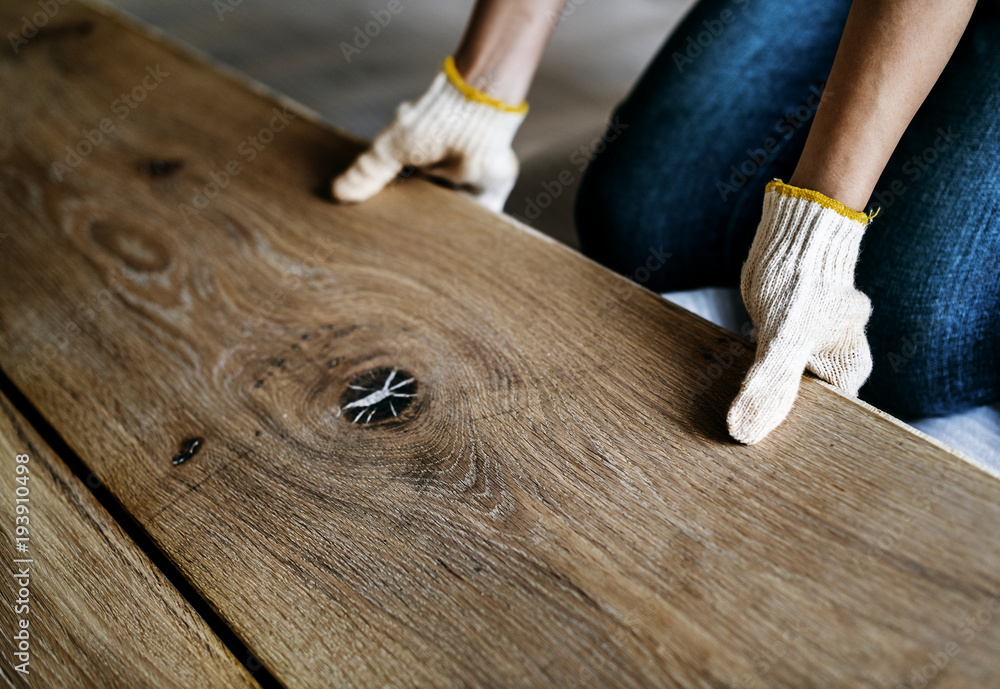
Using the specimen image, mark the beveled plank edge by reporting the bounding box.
[813,377,1000,480]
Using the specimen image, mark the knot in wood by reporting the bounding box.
[171,437,203,465]
[340,367,416,425]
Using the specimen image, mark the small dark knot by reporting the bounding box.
[172,437,203,465]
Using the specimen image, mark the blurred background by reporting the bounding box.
[101,0,691,248]
[100,0,1000,472]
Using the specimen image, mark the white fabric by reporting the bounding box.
[331,69,526,212]
[910,407,1000,475]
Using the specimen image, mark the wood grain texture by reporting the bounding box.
[0,392,262,689]
[2,2,1000,687]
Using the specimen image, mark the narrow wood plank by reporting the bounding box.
[0,392,263,688]
[2,2,1000,687]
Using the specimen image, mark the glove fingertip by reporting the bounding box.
[726,391,778,445]
[330,147,404,204]
[726,347,808,445]
[474,184,512,214]
[330,170,371,204]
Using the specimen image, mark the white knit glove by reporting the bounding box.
[727,180,875,444]
[331,56,528,213]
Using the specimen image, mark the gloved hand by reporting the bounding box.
[331,56,528,213]
[727,179,875,444]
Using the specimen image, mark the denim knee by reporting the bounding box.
[862,304,999,419]
[573,138,648,283]
[573,138,745,293]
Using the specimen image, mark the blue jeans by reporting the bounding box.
[574,0,1000,419]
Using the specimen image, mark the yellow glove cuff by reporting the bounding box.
[767,179,877,225]
[443,56,529,115]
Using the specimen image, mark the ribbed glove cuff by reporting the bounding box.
[396,58,527,161]
[755,180,872,279]
[442,56,528,114]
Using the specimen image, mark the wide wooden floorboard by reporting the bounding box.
[0,392,261,689]
[2,2,1000,687]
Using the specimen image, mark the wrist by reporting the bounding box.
[443,56,528,114]
[756,180,872,276]
[766,179,872,226]
[787,165,875,214]
[453,2,553,105]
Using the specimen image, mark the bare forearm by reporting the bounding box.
[453,0,568,104]
[790,0,976,211]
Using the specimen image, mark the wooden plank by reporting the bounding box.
[0,391,262,688]
[2,2,1000,687]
